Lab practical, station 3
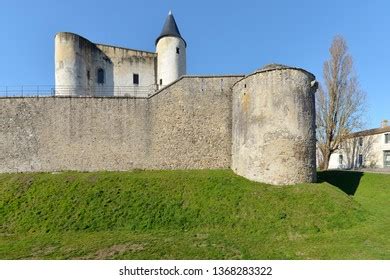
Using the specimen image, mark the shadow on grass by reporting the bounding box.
[317,170,364,196]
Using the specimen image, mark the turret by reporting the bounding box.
[155,11,186,88]
[55,32,83,96]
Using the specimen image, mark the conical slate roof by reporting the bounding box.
[155,11,186,46]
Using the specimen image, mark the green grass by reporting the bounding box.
[0,169,389,259]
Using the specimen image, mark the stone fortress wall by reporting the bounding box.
[0,76,242,173]
[0,65,317,185]
[148,76,241,169]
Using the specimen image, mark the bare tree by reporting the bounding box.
[316,35,366,170]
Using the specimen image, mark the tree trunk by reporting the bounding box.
[322,149,332,170]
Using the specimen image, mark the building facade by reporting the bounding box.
[328,120,390,169]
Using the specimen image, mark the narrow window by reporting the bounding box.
[133,73,139,85]
[159,79,162,85]
[358,154,363,166]
[385,133,390,144]
[87,70,90,80]
[359,137,363,146]
[176,47,180,54]
[339,154,343,165]
[384,151,390,167]
[97,68,105,84]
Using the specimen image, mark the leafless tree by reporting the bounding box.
[316,35,366,170]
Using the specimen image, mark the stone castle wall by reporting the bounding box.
[0,76,242,173]
[0,97,149,172]
[148,76,242,169]
[0,66,318,185]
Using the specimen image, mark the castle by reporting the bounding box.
[0,12,318,185]
[55,11,186,97]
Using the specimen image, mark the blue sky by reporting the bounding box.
[0,0,388,128]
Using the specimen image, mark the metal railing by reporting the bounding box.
[0,85,158,98]
[0,85,54,97]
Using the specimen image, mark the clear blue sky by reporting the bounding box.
[0,0,388,128]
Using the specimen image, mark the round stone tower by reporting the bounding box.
[55,32,83,96]
[155,11,186,88]
[231,64,318,185]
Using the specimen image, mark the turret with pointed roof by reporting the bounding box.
[155,11,187,88]
[155,11,186,47]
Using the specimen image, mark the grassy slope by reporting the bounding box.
[0,170,389,259]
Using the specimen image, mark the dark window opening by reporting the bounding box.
[133,73,139,85]
[359,137,363,146]
[87,70,90,80]
[385,133,390,144]
[339,154,343,165]
[97,68,105,84]
[358,154,363,166]
[176,47,180,54]
[160,79,162,85]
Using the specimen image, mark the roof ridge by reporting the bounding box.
[349,126,390,137]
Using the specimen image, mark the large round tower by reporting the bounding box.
[155,11,186,88]
[231,64,318,185]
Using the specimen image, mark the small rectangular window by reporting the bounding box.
[133,73,139,85]
[339,154,343,165]
[160,79,162,85]
[97,68,105,84]
[385,133,390,144]
[176,47,180,54]
[358,154,363,166]
[87,70,90,80]
[359,137,363,146]
[384,151,390,167]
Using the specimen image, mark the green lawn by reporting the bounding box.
[0,169,389,259]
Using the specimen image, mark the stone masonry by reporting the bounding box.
[0,76,242,173]
[0,65,318,185]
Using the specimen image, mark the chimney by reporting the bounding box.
[381,120,389,128]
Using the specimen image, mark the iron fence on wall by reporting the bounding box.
[0,85,157,98]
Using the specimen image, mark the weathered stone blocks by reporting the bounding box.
[231,65,317,185]
[1,66,318,186]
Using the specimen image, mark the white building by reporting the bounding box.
[54,11,186,97]
[328,120,390,169]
